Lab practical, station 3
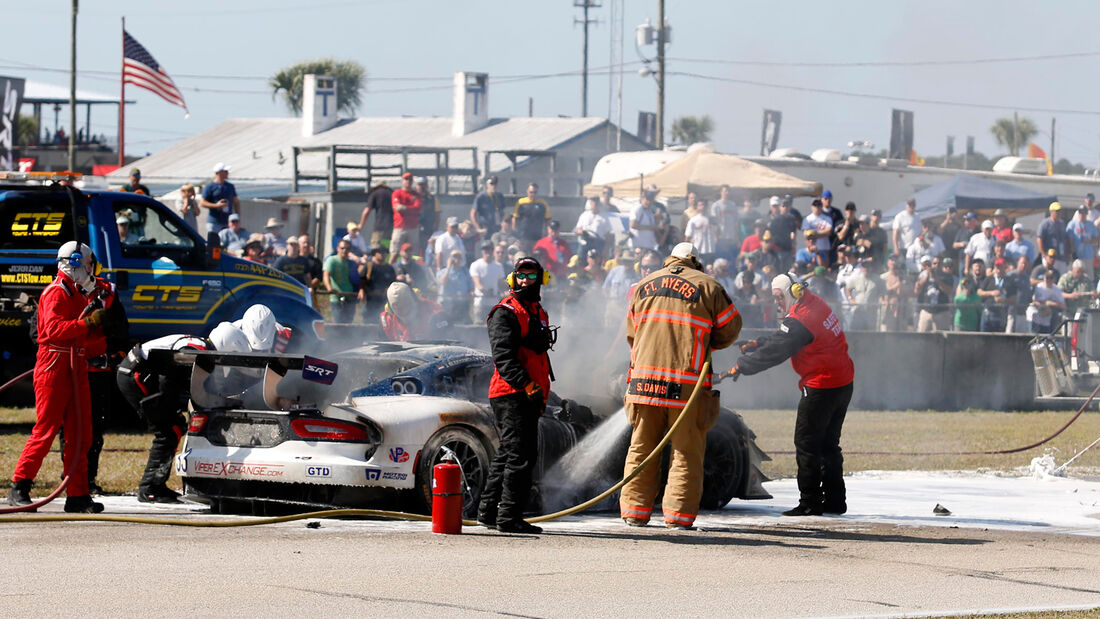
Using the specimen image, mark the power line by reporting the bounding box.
[667,50,1100,68]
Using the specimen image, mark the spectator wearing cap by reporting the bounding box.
[1038,202,1072,265]
[583,247,606,284]
[436,249,474,324]
[990,208,1013,244]
[1008,254,1033,333]
[1028,269,1067,333]
[892,197,922,255]
[1005,223,1036,265]
[964,219,996,272]
[357,247,396,324]
[821,190,844,260]
[953,277,982,332]
[574,197,612,260]
[116,215,132,244]
[121,167,150,195]
[914,253,953,332]
[977,257,1016,332]
[801,198,834,258]
[738,219,766,264]
[1084,192,1099,224]
[340,220,369,258]
[1030,249,1062,287]
[200,162,239,234]
[416,176,440,255]
[176,183,199,231]
[389,172,422,264]
[1066,205,1098,278]
[218,213,249,255]
[533,219,573,279]
[470,241,506,320]
[766,196,799,271]
[1059,259,1096,313]
[242,235,266,264]
[264,217,288,256]
[393,242,429,290]
[835,202,859,253]
[274,236,311,286]
[794,229,828,269]
[358,182,394,249]
[905,220,945,273]
[471,176,506,236]
[434,217,465,270]
[512,182,552,250]
[861,208,889,270]
[708,184,740,252]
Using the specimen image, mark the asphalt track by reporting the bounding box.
[0,492,1098,618]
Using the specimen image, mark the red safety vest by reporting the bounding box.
[487,293,551,399]
[786,291,855,389]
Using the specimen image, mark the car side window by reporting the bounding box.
[113,201,198,260]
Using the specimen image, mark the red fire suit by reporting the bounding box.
[12,271,104,497]
[379,297,449,341]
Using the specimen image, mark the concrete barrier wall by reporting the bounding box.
[323,324,1038,411]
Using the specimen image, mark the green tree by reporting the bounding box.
[989,116,1037,156]
[670,115,714,145]
[269,59,366,116]
[15,113,38,146]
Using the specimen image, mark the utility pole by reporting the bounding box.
[69,0,78,171]
[574,0,600,118]
[1051,117,1056,164]
[656,0,665,148]
[1012,110,1019,156]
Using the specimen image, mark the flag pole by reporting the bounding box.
[118,16,125,168]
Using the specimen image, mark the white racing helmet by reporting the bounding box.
[209,321,251,353]
[386,282,416,322]
[236,304,276,351]
[57,240,95,292]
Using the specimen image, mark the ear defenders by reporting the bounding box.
[60,251,84,269]
[508,257,550,289]
[789,277,805,299]
[507,269,551,288]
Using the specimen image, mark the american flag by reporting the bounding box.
[123,30,187,112]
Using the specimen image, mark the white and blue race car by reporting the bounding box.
[165,342,770,517]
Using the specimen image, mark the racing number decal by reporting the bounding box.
[11,212,65,237]
[132,285,203,303]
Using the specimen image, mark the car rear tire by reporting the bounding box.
[699,410,748,510]
[416,426,493,519]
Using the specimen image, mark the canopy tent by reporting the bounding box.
[883,174,1057,220]
[582,148,821,200]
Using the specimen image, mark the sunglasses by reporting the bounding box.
[640,264,657,271]
[514,272,540,281]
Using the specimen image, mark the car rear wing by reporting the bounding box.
[144,349,339,411]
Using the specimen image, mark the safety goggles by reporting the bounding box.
[514,272,540,282]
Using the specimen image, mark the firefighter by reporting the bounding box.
[477,256,554,534]
[729,273,855,516]
[115,323,250,502]
[620,243,741,529]
[379,281,449,341]
[8,242,108,513]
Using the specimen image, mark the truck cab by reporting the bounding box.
[0,173,324,382]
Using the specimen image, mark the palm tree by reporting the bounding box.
[989,116,1037,156]
[670,115,714,145]
[270,59,366,116]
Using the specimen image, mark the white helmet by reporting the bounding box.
[209,321,251,353]
[386,282,416,322]
[237,304,276,351]
[57,240,95,291]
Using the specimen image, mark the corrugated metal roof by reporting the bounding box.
[111,116,613,183]
[23,80,133,105]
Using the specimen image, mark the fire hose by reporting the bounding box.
[0,362,713,528]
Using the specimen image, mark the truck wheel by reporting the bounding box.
[416,427,492,519]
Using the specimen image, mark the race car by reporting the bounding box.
[168,342,771,517]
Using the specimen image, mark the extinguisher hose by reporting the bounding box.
[0,363,713,527]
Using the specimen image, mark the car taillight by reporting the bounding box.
[312,319,325,340]
[188,413,208,434]
[291,418,368,441]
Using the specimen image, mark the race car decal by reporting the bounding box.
[192,460,285,478]
[305,465,331,478]
[388,447,410,463]
[303,356,338,385]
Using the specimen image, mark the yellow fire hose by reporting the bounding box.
[0,362,711,529]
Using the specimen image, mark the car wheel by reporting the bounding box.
[699,411,747,510]
[417,427,493,519]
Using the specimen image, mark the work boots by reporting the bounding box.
[496,520,542,534]
[7,479,34,509]
[781,503,823,517]
[137,485,181,504]
[64,495,104,514]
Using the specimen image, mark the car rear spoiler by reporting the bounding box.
[144,349,337,411]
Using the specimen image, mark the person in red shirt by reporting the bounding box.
[389,172,422,264]
[532,220,573,279]
[738,219,765,264]
[991,208,1013,244]
[728,273,854,517]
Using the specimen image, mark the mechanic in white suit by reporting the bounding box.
[231,304,292,353]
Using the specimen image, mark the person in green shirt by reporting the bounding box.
[953,278,982,331]
[1057,259,1096,314]
[324,240,356,323]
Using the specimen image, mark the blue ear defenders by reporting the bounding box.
[61,251,84,268]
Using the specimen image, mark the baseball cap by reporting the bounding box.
[782,194,793,205]
[981,219,993,229]
[762,230,772,240]
[1049,202,1062,211]
[129,168,141,178]
[212,162,231,173]
[487,175,498,184]
[645,183,660,193]
[994,257,1007,267]
[965,211,978,221]
[1012,222,1024,231]
[993,208,1006,216]
[548,219,561,230]
[1078,205,1089,213]
[822,189,833,199]
[446,216,459,227]
[286,236,299,245]
[346,221,359,231]
[115,215,129,225]
[415,176,428,184]
[228,213,241,222]
[401,172,414,180]
[919,255,932,264]
[769,196,781,206]
[670,242,696,258]
[813,265,827,276]
[400,242,414,252]
[811,199,823,207]
[870,208,882,217]
[804,229,815,237]
[1047,248,1057,257]
[858,214,870,223]
[480,240,494,250]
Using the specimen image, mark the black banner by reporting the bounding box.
[888,109,914,160]
[966,135,975,156]
[760,109,782,156]
[637,111,656,146]
[0,75,25,171]
[946,135,955,158]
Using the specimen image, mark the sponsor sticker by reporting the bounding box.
[305,466,331,478]
[365,468,381,481]
[302,356,338,385]
[388,447,410,463]
[193,460,284,478]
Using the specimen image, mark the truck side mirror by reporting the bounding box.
[206,231,222,268]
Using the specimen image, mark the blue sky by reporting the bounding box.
[5,0,1100,166]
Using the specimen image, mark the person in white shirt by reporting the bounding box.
[574,197,612,259]
[629,191,660,250]
[965,220,996,272]
[434,217,465,270]
[683,197,717,258]
[342,221,369,258]
[892,197,922,254]
[801,199,834,253]
[469,241,505,319]
[1028,269,1066,333]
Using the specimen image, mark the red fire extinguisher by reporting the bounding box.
[431,451,463,534]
